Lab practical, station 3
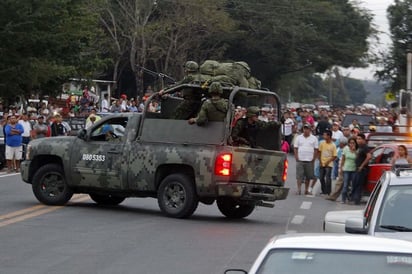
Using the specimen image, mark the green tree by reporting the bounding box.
[147,0,235,83]
[343,77,368,104]
[376,0,412,91]
[224,0,373,91]
[0,0,105,99]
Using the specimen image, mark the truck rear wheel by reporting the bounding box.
[32,164,73,205]
[157,174,198,218]
[89,194,125,205]
[217,198,255,219]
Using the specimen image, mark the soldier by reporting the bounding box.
[188,82,228,126]
[173,88,202,120]
[179,61,199,84]
[231,106,281,148]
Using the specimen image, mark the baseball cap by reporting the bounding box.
[303,123,311,128]
[38,115,44,119]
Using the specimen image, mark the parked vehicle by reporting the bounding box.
[324,168,412,241]
[366,143,412,194]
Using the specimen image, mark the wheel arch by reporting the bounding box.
[27,155,64,184]
[155,164,196,191]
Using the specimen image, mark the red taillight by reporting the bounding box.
[215,153,232,176]
[282,159,288,182]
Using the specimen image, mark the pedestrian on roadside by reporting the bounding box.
[4,115,23,173]
[33,116,48,139]
[318,129,337,195]
[352,133,372,205]
[339,137,358,203]
[293,123,318,195]
[18,113,32,160]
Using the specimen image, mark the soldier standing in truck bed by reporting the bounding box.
[188,82,228,126]
[231,106,281,148]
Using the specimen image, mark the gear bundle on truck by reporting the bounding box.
[21,80,288,219]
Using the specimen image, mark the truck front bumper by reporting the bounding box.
[216,182,289,201]
[20,160,31,183]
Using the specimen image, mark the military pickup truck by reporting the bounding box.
[21,84,288,219]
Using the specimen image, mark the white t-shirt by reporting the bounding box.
[332,130,344,144]
[282,118,294,136]
[101,99,109,113]
[18,120,32,137]
[294,133,318,161]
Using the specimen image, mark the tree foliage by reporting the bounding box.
[224,0,373,93]
[0,0,105,98]
[0,0,374,102]
[376,0,412,91]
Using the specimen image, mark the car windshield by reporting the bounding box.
[377,185,412,232]
[256,249,412,274]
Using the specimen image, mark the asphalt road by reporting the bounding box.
[0,155,362,274]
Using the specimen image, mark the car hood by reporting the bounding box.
[325,210,364,224]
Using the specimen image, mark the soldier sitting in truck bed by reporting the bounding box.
[231,106,282,148]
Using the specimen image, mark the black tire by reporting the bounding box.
[89,194,125,205]
[32,164,73,205]
[216,198,255,219]
[157,174,198,218]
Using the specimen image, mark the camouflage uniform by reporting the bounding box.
[178,61,199,84]
[173,88,202,120]
[231,106,281,148]
[195,97,228,125]
[190,82,228,126]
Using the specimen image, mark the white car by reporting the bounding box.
[224,234,412,274]
[323,168,412,240]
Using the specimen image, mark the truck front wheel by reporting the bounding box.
[217,198,255,219]
[89,194,125,205]
[157,174,198,218]
[32,164,73,205]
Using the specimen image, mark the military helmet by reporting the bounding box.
[246,106,260,118]
[208,82,223,95]
[184,61,199,73]
[235,61,251,73]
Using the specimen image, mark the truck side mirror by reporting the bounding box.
[77,128,87,140]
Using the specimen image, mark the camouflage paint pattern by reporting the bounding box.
[22,117,288,203]
[22,84,289,206]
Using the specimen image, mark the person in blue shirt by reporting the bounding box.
[4,115,24,173]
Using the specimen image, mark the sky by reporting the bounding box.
[342,0,394,80]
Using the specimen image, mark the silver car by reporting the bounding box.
[225,234,412,274]
[324,168,412,240]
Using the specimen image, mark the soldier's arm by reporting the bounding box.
[195,101,209,126]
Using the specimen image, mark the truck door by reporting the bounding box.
[70,117,128,189]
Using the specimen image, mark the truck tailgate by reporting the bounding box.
[230,147,286,186]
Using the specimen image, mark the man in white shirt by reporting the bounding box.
[101,94,110,113]
[331,121,344,146]
[282,111,295,148]
[294,123,318,195]
[18,113,32,160]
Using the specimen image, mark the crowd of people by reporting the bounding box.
[287,105,403,205]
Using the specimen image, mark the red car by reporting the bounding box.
[366,142,412,194]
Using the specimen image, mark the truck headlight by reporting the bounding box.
[26,144,32,160]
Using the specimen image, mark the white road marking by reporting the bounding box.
[300,201,312,210]
[291,215,305,225]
